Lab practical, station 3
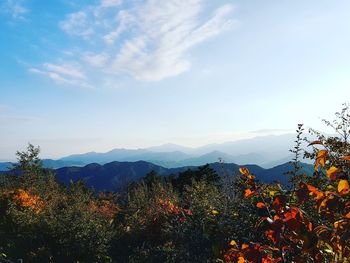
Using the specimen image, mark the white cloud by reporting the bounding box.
[29,63,92,89]
[103,10,133,44]
[112,1,236,81]
[4,0,28,19]
[43,63,86,79]
[82,52,109,67]
[59,11,93,38]
[37,0,235,87]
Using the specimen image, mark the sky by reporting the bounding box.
[0,0,350,160]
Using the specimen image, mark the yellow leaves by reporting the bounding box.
[269,191,278,197]
[211,209,219,216]
[229,240,237,247]
[338,179,350,195]
[314,150,328,171]
[239,167,250,176]
[326,166,340,181]
[334,219,348,230]
[239,167,255,180]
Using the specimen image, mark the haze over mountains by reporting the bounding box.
[58,133,298,168]
[0,134,299,170]
[0,133,316,192]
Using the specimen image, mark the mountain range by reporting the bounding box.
[0,134,302,171]
[53,160,313,191]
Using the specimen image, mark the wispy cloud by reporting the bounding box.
[59,11,94,38]
[29,63,92,89]
[34,0,236,87]
[3,0,28,19]
[112,2,235,80]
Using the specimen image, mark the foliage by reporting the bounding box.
[224,104,350,262]
[1,105,350,262]
[0,145,117,262]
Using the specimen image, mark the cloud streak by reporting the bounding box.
[29,63,92,89]
[34,0,236,87]
[112,2,235,80]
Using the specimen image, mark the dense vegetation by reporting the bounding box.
[1,105,350,262]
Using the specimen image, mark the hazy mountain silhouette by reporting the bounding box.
[0,134,299,171]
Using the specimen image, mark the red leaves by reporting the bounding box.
[272,195,286,213]
[284,207,306,232]
[224,242,282,263]
[296,183,309,204]
[227,129,350,262]
[157,199,192,224]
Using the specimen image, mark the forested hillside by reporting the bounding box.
[1,106,350,262]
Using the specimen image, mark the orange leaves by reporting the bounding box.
[245,188,258,199]
[342,156,350,161]
[240,166,259,199]
[308,140,323,146]
[314,150,328,171]
[326,166,340,180]
[159,199,181,214]
[89,200,119,220]
[306,184,324,201]
[344,211,350,219]
[338,179,350,195]
[256,202,266,209]
[13,189,44,213]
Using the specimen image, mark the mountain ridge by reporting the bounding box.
[0,134,299,170]
[52,160,313,191]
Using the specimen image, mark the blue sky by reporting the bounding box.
[0,0,350,160]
